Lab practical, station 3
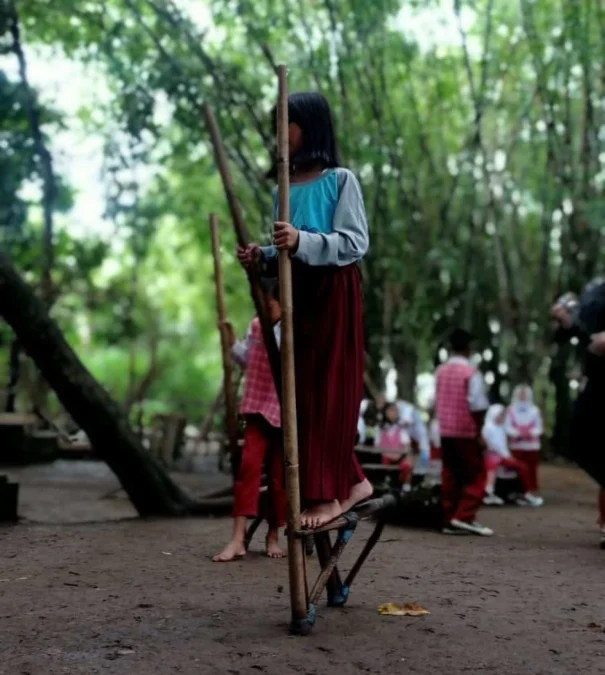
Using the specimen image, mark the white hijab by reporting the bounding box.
[482,404,510,458]
[509,384,538,424]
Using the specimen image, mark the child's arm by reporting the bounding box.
[468,371,489,432]
[503,409,518,438]
[483,425,510,458]
[410,409,430,463]
[293,169,369,267]
[357,416,367,445]
[231,323,253,369]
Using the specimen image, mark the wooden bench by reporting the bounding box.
[0,413,58,464]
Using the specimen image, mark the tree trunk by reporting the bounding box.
[549,343,572,457]
[5,339,20,413]
[8,2,57,412]
[8,2,56,305]
[393,343,418,403]
[0,253,223,517]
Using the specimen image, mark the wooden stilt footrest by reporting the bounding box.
[290,493,398,634]
[294,494,397,537]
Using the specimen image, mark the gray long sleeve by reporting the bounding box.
[261,168,369,267]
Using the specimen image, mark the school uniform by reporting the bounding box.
[377,424,414,485]
[231,318,286,528]
[483,407,533,495]
[435,356,489,525]
[505,392,543,493]
[397,400,431,469]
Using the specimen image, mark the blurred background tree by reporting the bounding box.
[1,0,604,452]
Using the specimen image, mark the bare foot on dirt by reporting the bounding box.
[301,500,342,529]
[265,529,286,559]
[212,540,246,562]
[340,479,374,514]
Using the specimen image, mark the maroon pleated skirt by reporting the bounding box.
[291,261,366,503]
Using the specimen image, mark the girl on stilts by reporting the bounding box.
[238,92,373,528]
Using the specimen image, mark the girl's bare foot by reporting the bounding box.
[340,479,374,514]
[265,529,286,558]
[301,500,342,529]
[212,539,246,562]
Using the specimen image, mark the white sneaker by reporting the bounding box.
[483,493,505,506]
[442,525,469,535]
[450,519,494,537]
[401,484,412,494]
[517,493,544,507]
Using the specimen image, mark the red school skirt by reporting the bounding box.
[291,261,366,503]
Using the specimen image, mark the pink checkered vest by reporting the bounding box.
[378,424,409,463]
[436,360,479,438]
[507,408,540,451]
[240,319,281,429]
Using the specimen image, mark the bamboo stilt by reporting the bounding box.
[203,105,281,395]
[276,65,309,634]
[209,214,240,474]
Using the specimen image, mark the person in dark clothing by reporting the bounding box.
[552,278,605,548]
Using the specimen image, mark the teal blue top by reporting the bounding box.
[273,169,339,235]
[261,168,369,267]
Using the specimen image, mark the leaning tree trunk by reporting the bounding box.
[0,253,224,517]
[5,338,20,413]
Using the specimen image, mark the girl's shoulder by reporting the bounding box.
[334,167,362,190]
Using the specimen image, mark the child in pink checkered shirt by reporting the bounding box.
[213,286,287,562]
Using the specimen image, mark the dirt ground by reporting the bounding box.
[1,462,604,675]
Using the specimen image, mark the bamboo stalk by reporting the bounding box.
[209,214,240,475]
[203,105,281,395]
[276,64,308,631]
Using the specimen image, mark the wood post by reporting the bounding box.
[276,65,308,632]
[203,105,282,396]
[209,214,240,474]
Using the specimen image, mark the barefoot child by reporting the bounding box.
[213,285,287,562]
[238,92,373,528]
[482,404,543,507]
[435,329,492,536]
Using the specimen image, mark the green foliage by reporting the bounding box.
[2,0,605,425]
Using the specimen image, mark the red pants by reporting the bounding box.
[382,455,413,484]
[233,416,287,528]
[511,450,540,493]
[487,455,532,494]
[441,437,486,524]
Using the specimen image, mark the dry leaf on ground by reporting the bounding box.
[378,602,430,617]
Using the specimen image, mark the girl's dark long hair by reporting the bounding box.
[266,91,340,179]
